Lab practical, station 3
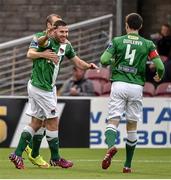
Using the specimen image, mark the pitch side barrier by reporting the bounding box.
[0,96,171,148]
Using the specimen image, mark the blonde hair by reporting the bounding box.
[46,14,62,26]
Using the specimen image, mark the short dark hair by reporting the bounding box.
[46,14,61,26]
[53,20,67,28]
[126,13,143,30]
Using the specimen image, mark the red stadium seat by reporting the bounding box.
[143,82,155,97]
[155,83,171,97]
[91,80,102,96]
[101,82,111,96]
[85,68,110,85]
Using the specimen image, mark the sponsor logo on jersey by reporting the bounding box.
[128,35,139,40]
[123,39,142,46]
[118,64,137,74]
[59,48,64,54]
[107,42,113,49]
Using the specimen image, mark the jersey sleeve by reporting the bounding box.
[106,39,116,55]
[148,41,159,60]
[65,44,76,59]
[100,39,116,65]
[29,32,46,49]
[29,35,39,49]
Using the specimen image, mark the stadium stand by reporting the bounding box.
[85,68,110,96]
[85,68,110,85]
[143,82,156,97]
[155,82,171,97]
[101,81,111,96]
[91,80,102,96]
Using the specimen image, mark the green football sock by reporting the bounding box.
[15,131,32,156]
[105,129,117,149]
[28,138,33,149]
[124,140,137,168]
[47,137,60,160]
[31,134,44,158]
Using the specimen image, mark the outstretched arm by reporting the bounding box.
[71,55,98,70]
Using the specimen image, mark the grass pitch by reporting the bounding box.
[0,148,171,179]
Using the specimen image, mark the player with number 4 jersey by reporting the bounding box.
[100,13,165,173]
[101,30,164,86]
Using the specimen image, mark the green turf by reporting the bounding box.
[0,148,171,179]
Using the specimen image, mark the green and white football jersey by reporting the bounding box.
[106,33,159,85]
[29,32,76,91]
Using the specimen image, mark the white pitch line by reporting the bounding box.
[74,159,171,163]
[2,159,171,163]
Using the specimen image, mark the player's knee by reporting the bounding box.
[45,118,59,131]
[127,120,137,131]
[29,118,43,131]
[107,117,120,127]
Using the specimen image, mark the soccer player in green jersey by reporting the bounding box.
[24,14,64,169]
[9,20,98,169]
[25,14,77,169]
[100,13,165,173]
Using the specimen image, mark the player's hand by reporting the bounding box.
[42,49,59,64]
[89,63,98,69]
[153,73,161,82]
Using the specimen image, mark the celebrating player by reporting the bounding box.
[100,13,165,173]
[24,13,63,169]
[9,19,98,169]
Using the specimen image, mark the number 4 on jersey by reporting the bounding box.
[125,44,136,65]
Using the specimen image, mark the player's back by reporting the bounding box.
[111,33,155,86]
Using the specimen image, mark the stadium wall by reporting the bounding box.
[0,0,116,43]
[2,0,171,42]
[0,96,171,148]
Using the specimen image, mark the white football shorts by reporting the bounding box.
[26,80,59,120]
[107,81,143,122]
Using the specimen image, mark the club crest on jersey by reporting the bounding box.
[59,48,64,54]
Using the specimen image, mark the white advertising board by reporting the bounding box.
[90,97,171,148]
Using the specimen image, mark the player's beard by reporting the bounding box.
[55,35,67,43]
